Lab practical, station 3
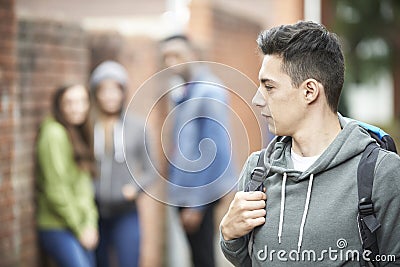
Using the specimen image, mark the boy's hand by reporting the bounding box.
[220,191,267,241]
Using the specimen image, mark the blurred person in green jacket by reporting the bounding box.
[36,84,98,267]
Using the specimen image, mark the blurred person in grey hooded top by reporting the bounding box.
[89,61,156,267]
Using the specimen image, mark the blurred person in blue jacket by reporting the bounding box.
[160,35,236,267]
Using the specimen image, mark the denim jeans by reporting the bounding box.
[38,229,96,267]
[96,210,140,267]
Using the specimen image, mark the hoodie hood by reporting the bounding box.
[91,61,129,164]
[263,113,375,182]
[89,60,129,92]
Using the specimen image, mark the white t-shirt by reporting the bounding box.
[291,148,321,172]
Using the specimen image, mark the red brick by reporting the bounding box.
[0,0,16,266]
[1,12,91,267]
[0,207,14,222]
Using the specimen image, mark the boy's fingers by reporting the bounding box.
[249,216,266,228]
[242,191,267,201]
[243,209,266,219]
[240,200,266,211]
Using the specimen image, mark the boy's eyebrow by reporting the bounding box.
[259,78,277,84]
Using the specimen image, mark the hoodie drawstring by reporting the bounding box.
[94,121,125,163]
[94,122,104,161]
[113,121,125,163]
[278,172,287,244]
[277,173,315,252]
[297,173,314,253]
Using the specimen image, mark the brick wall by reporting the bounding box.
[16,17,89,266]
[0,15,90,266]
[0,0,18,266]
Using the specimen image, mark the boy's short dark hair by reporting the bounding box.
[257,21,344,113]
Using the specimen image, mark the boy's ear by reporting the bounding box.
[302,79,320,104]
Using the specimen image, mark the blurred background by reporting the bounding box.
[1,0,399,266]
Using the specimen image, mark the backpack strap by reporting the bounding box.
[357,142,381,267]
[246,148,267,258]
[367,130,397,153]
[355,118,397,153]
[245,148,266,192]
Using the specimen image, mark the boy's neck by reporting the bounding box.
[291,111,341,157]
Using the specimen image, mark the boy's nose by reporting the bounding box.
[252,88,266,107]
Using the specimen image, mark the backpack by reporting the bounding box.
[246,120,397,267]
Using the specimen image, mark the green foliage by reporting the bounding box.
[332,0,400,84]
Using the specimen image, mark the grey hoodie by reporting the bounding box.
[221,115,400,266]
[93,115,155,218]
[90,61,156,218]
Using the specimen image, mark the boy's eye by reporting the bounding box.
[264,85,273,91]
